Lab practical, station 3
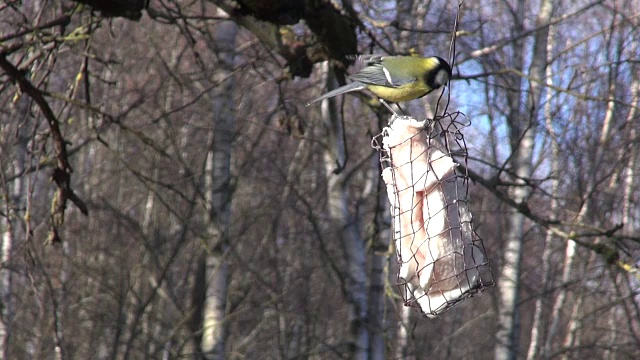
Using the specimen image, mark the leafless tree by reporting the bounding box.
[1,1,639,359]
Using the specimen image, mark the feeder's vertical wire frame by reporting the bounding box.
[438,1,495,298]
[438,112,495,285]
[448,2,495,293]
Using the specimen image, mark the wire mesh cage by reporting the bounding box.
[373,112,494,318]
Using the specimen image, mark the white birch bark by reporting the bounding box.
[544,29,620,358]
[395,305,412,360]
[605,75,639,360]
[526,19,557,360]
[319,61,369,359]
[0,175,15,359]
[366,154,388,360]
[622,80,639,236]
[558,292,584,360]
[0,83,34,357]
[0,128,26,359]
[494,1,527,357]
[199,16,238,359]
[603,272,620,360]
[495,1,553,359]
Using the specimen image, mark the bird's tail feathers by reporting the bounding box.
[306,81,366,106]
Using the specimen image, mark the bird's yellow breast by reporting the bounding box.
[366,83,430,102]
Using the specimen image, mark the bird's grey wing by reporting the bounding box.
[306,81,367,106]
[349,62,416,87]
[384,71,417,87]
[348,64,390,86]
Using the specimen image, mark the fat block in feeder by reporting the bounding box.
[379,115,491,318]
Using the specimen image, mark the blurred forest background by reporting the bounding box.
[1,0,640,359]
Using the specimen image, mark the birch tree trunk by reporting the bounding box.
[621,80,639,236]
[494,1,526,356]
[194,16,238,360]
[0,178,14,360]
[526,19,557,360]
[0,103,28,359]
[543,24,622,357]
[555,65,620,355]
[319,61,369,359]
[365,155,389,360]
[395,306,412,360]
[557,253,593,360]
[495,1,553,359]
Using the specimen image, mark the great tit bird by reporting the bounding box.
[306,55,452,108]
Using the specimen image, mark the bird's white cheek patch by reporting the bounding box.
[436,70,449,87]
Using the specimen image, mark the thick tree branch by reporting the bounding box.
[0,54,88,242]
[69,0,358,77]
[208,0,358,77]
[73,0,147,20]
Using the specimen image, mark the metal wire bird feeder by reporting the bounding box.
[372,111,494,318]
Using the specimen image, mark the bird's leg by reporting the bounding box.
[379,99,398,116]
